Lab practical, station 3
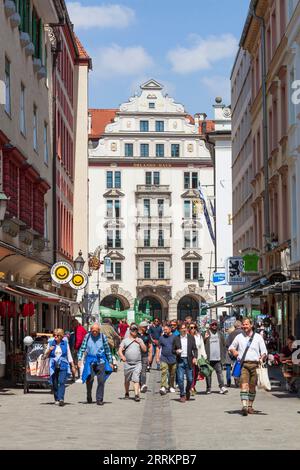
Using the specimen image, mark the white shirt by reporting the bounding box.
[181,336,188,358]
[229,332,267,362]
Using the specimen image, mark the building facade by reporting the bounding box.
[88,80,216,321]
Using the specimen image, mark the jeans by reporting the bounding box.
[52,368,68,401]
[177,358,193,397]
[140,355,148,387]
[206,361,224,390]
[226,364,232,385]
[160,362,177,389]
[86,363,106,402]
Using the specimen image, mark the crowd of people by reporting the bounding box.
[43,315,293,417]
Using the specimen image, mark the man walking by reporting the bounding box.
[173,322,198,403]
[170,320,180,337]
[148,318,163,370]
[78,323,113,406]
[138,321,152,393]
[229,318,267,416]
[159,323,176,395]
[119,324,147,402]
[226,320,244,387]
[204,320,228,394]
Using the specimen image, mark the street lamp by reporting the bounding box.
[198,273,205,288]
[74,250,85,271]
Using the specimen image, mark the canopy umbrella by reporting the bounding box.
[134,298,139,315]
[145,300,150,316]
[115,299,121,311]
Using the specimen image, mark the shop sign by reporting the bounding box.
[51,261,73,285]
[212,272,226,286]
[69,271,88,290]
[225,257,246,285]
[242,253,260,273]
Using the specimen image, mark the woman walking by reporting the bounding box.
[45,328,76,406]
[189,323,207,395]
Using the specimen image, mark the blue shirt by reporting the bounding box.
[148,325,163,341]
[159,334,176,364]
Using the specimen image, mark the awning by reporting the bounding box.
[1,284,76,306]
[282,280,300,292]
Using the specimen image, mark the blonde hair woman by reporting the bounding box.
[45,328,76,406]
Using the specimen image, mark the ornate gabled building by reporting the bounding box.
[88,79,216,320]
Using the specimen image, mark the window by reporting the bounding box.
[149,102,155,109]
[106,171,121,188]
[153,172,160,185]
[192,173,198,189]
[184,172,198,188]
[5,57,11,115]
[115,200,121,218]
[144,230,151,247]
[155,121,164,132]
[20,84,26,135]
[185,262,199,280]
[184,173,190,189]
[107,230,121,248]
[158,230,164,247]
[171,144,180,157]
[158,262,165,279]
[112,262,122,281]
[158,199,164,217]
[106,200,113,218]
[115,230,121,248]
[184,230,198,248]
[32,8,43,60]
[146,172,152,185]
[141,144,149,157]
[43,123,49,164]
[33,105,38,151]
[107,230,113,248]
[184,230,191,248]
[18,0,31,34]
[144,262,151,279]
[184,200,191,218]
[107,200,121,219]
[156,144,164,157]
[140,121,149,132]
[125,143,133,157]
[144,199,150,217]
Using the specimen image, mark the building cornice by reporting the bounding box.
[89,158,213,168]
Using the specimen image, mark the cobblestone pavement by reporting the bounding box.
[0,365,299,450]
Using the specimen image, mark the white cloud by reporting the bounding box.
[201,76,231,104]
[66,2,135,29]
[167,34,238,74]
[93,45,154,79]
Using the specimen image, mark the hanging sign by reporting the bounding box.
[242,253,260,273]
[69,271,88,290]
[51,261,73,285]
[225,257,246,285]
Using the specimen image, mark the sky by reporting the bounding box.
[67,0,250,118]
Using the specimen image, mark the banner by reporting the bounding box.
[198,183,215,246]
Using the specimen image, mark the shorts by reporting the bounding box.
[240,362,258,387]
[124,362,142,383]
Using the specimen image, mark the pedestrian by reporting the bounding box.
[229,317,268,416]
[118,318,129,339]
[101,318,121,371]
[203,320,228,394]
[184,316,193,327]
[173,322,198,403]
[77,323,113,406]
[159,323,177,395]
[148,318,163,370]
[226,320,244,388]
[45,328,76,406]
[118,324,147,402]
[71,319,87,378]
[280,335,298,393]
[138,321,152,393]
[188,322,207,395]
[170,320,180,337]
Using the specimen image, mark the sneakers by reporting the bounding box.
[160,387,167,395]
[169,387,176,393]
[206,389,211,394]
[134,395,140,402]
[141,385,148,393]
[220,387,228,394]
[146,365,151,373]
[96,400,104,406]
[55,401,59,405]
[58,400,64,407]
[75,378,83,384]
[242,407,248,416]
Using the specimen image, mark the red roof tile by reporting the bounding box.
[198,120,215,135]
[89,109,118,138]
[74,34,90,60]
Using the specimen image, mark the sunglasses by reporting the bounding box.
[189,326,196,330]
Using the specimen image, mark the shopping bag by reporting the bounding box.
[256,363,271,391]
[36,355,50,377]
[232,360,242,378]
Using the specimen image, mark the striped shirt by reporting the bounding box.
[77,333,113,363]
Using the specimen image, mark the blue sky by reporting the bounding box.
[67,0,250,117]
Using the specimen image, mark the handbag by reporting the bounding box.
[232,333,256,378]
[256,362,271,391]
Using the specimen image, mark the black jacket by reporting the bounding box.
[172,334,198,369]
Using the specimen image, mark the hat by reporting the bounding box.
[130,324,138,331]
[139,321,149,327]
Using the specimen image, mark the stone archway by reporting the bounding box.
[169,285,214,321]
[99,285,134,309]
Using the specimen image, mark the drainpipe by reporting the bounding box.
[251,3,271,252]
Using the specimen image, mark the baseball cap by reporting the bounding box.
[139,321,149,327]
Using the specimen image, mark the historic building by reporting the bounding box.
[88,80,217,321]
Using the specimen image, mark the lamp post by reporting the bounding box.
[198,273,205,327]
[74,250,85,271]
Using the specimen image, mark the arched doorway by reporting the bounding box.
[100,295,127,311]
[177,296,200,321]
[139,297,162,321]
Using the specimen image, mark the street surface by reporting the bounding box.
[0,366,299,450]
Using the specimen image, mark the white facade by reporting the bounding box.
[287,0,300,267]
[88,80,216,320]
[208,100,233,315]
